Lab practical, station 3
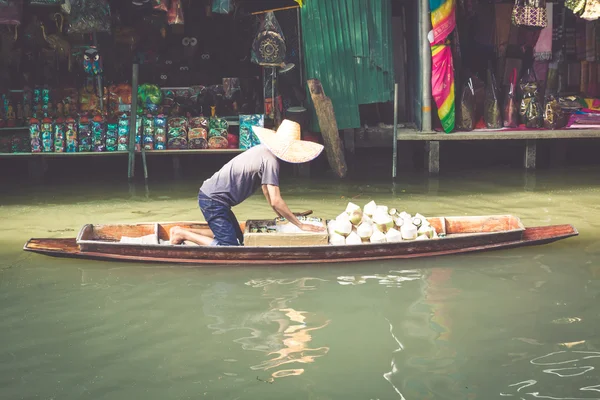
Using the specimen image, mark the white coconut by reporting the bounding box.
[327,220,336,235]
[370,229,387,244]
[414,213,428,223]
[357,222,373,240]
[389,208,398,216]
[329,232,346,245]
[394,217,405,228]
[348,209,363,226]
[418,225,434,238]
[346,231,362,245]
[372,212,394,233]
[401,224,418,240]
[398,211,411,220]
[385,228,403,243]
[336,212,350,222]
[361,214,373,225]
[345,202,362,215]
[363,200,377,217]
[334,218,353,237]
[376,205,389,215]
[415,234,429,241]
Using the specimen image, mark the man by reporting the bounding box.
[170,119,325,246]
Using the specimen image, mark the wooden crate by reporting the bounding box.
[243,219,328,247]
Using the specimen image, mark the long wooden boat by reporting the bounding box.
[22,215,578,266]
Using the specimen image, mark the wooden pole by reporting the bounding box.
[392,83,398,179]
[307,79,347,178]
[128,64,139,180]
[92,33,104,112]
[251,5,299,15]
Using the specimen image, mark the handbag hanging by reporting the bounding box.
[512,0,547,28]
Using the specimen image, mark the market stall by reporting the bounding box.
[390,0,600,175]
[0,0,306,178]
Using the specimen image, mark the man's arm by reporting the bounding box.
[262,185,283,218]
[263,184,324,232]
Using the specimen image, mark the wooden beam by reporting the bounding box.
[427,141,440,175]
[307,79,347,178]
[172,155,182,180]
[524,139,537,170]
[394,128,600,141]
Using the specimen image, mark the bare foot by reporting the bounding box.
[169,226,185,245]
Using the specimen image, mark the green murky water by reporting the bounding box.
[1,167,600,400]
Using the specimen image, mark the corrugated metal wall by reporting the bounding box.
[301,0,394,131]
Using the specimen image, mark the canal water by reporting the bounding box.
[1,166,599,400]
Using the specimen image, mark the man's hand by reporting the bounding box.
[300,223,325,232]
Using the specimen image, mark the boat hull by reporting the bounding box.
[23,224,578,266]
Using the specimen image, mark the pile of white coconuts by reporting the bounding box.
[327,201,438,245]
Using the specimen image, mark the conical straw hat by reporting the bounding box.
[253,120,324,164]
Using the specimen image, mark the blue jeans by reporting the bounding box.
[198,192,243,246]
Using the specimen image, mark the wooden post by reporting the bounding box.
[427,141,440,175]
[127,64,139,180]
[172,155,182,179]
[524,139,537,170]
[307,79,347,178]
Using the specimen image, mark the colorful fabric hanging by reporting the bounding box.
[430,0,456,45]
[431,44,455,133]
[430,0,456,132]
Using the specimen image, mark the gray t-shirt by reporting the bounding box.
[199,144,280,207]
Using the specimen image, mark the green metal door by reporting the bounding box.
[301,0,394,131]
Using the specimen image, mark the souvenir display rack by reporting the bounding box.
[0,0,303,180]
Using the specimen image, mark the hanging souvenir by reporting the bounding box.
[208,135,228,149]
[519,69,543,128]
[152,0,169,12]
[581,0,600,21]
[212,0,232,14]
[188,128,208,149]
[456,78,475,131]
[67,0,111,34]
[503,68,519,128]
[83,47,103,76]
[41,117,53,152]
[142,115,155,150]
[154,115,167,150]
[484,68,502,129]
[252,12,286,66]
[167,0,184,25]
[29,117,41,153]
[117,114,130,151]
[65,117,77,152]
[78,116,92,152]
[543,94,567,130]
[0,0,22,26]
[91,115,105,152]
[565,0,586,16]
[54,118,66,153]
[512,0,547,28]
[239,114,263,149]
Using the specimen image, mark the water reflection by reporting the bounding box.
[391,268,467,399]
[502,351,600,399]
[202,278,330,381]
